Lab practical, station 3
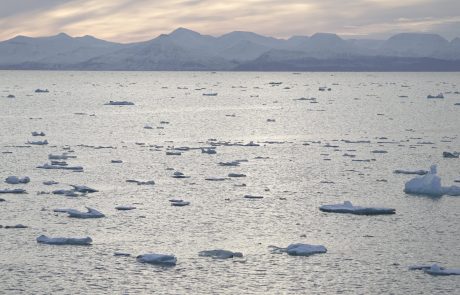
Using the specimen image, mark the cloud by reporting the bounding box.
[0,0,459,42]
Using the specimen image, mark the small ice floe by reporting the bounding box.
[218,161,240,167]
[371,150,387,154]
[244,194,263,199]
[144,125,153,129]
[267,119,276,122]
[270,243,327,256]
[166,151,181,156]
[205,177,227,181]
[3,224,27,229]
[198,250,243,259]
[37,163,83,171]
[111,160,123,163]
[27,140,48,145]
[410,264,460,276]
[66,207,105,218]
[201,148,216,154]
[70,185,98,193]
[126,180,155,185]
[104,101,134,106]
[52,189,80,197]
[48,153,76,160]
[35,89,49,93]
[203,92,218,96]
[170,199,190,206]
[7,94,15,98]
[228,173,246,178]
[114,252,131,257]
[0,198,5,202]
[36,235,92,245]
[244,141,260,147]
[0,189,27,194]
[394,169,428,175]
[115,205,136,211]
[404,165,460,197]
[171,171,190,179]
[5,176,30,184]
[427,93,444,99]
[136,253,177,266]
[31,131,46,136]
[53,208,72,213]
[319,201,395,215]
[443,151,459,158]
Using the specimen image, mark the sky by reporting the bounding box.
[0,0,459,42]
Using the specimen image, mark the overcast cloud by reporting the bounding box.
[0,0,459,42]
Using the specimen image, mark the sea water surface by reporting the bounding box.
[0,71,459,294]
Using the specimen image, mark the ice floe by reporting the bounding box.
[0,189,27,194]
[36,235,92,245]
[410,264,460,276]
[319,201,395,215]
[443,151,459,158]
[404,165,460,197]
[104,100,134,105]
[31,131,46,136]
[198,249,243,259]
[136,253,177,266]
[394,169,428,175]
[270,243,327,256]
[115,205,136,211]
[27,140,48,145]
[5,176,30,184]
[427,93,444,99]
[126,180,155,185]
[170,199,190,206]
[37,163,83,171]
[66,207,105,218]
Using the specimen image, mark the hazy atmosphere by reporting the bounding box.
[1,0,460,41]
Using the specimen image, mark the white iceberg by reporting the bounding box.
[5,176,30,184]
[270,243,327,256]
[66,207,105,218]
[0,189,27,194]
[136,253,177,266]
[319,201,395,215]
[404,165,460,197]
[410,264,460,276]
[36,235,92,245]
[199,249,243,259]
[104,101,134,106]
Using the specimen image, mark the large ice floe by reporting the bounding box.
[404,165,460,197]
[5,176,30,184]
[198,249,243,259]
[409,264,460,276]
[319,201,395,215]
[136,253,177,266]
[36,235,92,245]
[270,243,327,256]
[66,207,105,218]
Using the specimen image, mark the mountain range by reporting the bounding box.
[0,28,459,71]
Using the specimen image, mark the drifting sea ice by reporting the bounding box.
[36,235,92,245]
[270,244,327,256]
[198,250,243,259]
[404,165,460,197]
[5,176,30,184]
[319,201,395,215]
[409,264,460,276]
[66,207,105,218]
[136,253,177,266]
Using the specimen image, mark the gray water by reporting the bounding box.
[0,71,459,294]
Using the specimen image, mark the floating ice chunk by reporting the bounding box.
[43,180,59,185]
[202,92,218,96]
[5,176,30,184]
[53,208,72,213]
[205,177,227,181]
[404,165,460,197]
[172,171,190,179]
[0,189,27,194]
[111,160,123,163]
[136,253,177,266]
[7,94,15,98]
[104,101,134,106]
[394,169,428,175]
[218,161,240,167]
[126,180,155,185]
[37,235,92,245]
[201,148,216,154]
[67,207,105,218]
[228,173,246,178]
[35,89,49,93]
[443,151,459,158]
[114,252,131,256]
[408,264,432,270]
[166,151,181,156]
[424,264,460,276]
[244,195,263,199]
[31,131,45,136]
[319,201,395,215]
[427,93,444,99]
[115,205,136,210]
[37,163,83,171]
[52,189,79,197]
[170,199,190,206]
[270,244,327,256]
[199,249,243,259]
[27,140,48,145]
[144,125,153,129]
[48,153,76,160]
[70,185,98,193]
[4,224,27,229]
